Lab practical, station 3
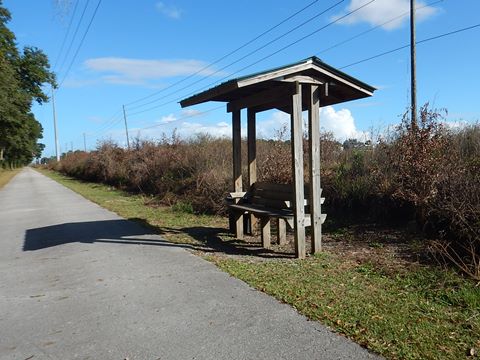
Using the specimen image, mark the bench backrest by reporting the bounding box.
[250,182,310,210]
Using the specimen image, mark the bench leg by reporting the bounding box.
[260,217,271,249]
[277,218,287,245]
[228,212,235,234]
[244,213,250,235]
[234,211,244,240]
[249,214,258,236]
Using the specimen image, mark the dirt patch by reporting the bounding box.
[187,221,433,275]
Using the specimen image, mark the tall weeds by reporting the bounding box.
[50,109,480,279]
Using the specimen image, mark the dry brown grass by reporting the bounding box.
[47,108,480,278]
[0,168,20,189]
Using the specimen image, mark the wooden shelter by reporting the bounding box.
[180,56,375,258]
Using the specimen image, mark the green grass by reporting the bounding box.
[0,168,21,189]
[210,255,480,359]
[39,168,480,360]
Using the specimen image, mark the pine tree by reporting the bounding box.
[0,1,55,167]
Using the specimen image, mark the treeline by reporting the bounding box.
[0,1,55,168]
[51,106,480,279]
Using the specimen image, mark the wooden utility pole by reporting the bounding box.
[122,105,130,149]
[410,0,417,129]
[83,133,87,152]
[51,89,60,161]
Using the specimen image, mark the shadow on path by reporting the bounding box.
[24,219,294,259]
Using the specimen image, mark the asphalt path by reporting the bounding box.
[0,168,380,360]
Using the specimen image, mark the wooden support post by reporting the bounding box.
[247,109,257,235]
[232,109,243,239]
[290,82,306,259]
[260,217,271,249]
[277,218,287,245]
[308,85,322,254]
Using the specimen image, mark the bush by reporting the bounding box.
[49,108,480,279]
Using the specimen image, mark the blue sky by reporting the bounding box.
[4,0,480,157]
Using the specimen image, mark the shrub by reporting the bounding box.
[49,109,480,279]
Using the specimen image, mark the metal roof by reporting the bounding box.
[180,56,376,111]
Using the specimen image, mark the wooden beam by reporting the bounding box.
[260,217,271,249]
[247,109,257,187]
[308,84,322,254]
[247,109,258,235]
[253,102,292,115]
[227,83,296,113]
[281,74,324,85]
[290,82,306,259]
[232,109,243,239]
[277,218,287,245]
[237,62,312,87]
[310,63,374,96]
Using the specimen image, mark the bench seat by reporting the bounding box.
[226,182,326,248]
[228,203,326,228]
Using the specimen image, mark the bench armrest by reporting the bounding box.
[226,192,247,200]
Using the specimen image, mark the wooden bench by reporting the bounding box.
[226,182,326,248]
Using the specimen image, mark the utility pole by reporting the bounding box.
[51,88,60,161]
[83,133,87,152]
[410,0,417,129]
[70,141,73,152]
[122,105,130,149]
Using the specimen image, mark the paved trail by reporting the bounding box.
[0,168,380,360]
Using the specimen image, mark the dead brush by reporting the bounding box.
[51,116,480,279]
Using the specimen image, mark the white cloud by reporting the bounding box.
[159,114,177,124]
[84,57,217,86]
[156,2,182,19]
[181,109,204,117]
[256,107,367,141]
[442,120,468,131]
[176,121,232,138]
[320,106,368,141]
[102,107,366,144]
[334,0,439,30]
[125,120,232,141]
[257,111,291,139]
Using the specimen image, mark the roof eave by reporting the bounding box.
[180,79,238,108]
[180,56,376,108]
[310,56,376,93]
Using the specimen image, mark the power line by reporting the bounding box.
[87,111,124,137]
[53,0,80,70]
[58,0,102,88]
[89,118,124,139]
[126,0,347,112]
[137,105,224,131]
[125,0,322,107]
[131,9,476,125]
[56,0,91,77]
[87,19,480,146]
[127,0,376,117]
[340,22,480,69]
[317,0,443,56]
[91,105,224,144]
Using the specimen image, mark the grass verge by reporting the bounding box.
[0,168,21,189]
[36,168,226,245]
[38,168,480,360]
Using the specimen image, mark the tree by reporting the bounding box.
[0,0,55,167]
